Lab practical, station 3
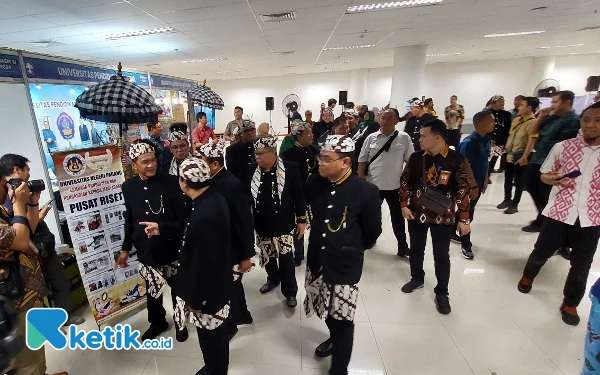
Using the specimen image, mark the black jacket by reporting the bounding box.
[281,143,319,187]
[312,120,333,145]
[246,160,306,238]
[306,172,382,285]
[226,140,255,185]
[177,188,231,313]
[121,173,185,267]
[489,109,512,145]
[404,113,436,152]
[210,168,256,264]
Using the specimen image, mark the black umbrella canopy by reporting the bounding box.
[75,70,162,124]
[188,84,224,110]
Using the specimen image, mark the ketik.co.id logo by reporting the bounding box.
[26,308,173,350]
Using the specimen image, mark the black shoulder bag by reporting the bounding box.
[0,211,24,300]
[419,156,454,216]
[365,131,398,176]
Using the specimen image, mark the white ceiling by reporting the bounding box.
[0,0,599,81]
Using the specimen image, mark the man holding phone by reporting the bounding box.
[518,102,600,326]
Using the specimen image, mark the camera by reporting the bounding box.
[7,178,45,193]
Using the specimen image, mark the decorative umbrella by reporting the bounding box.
[188,81,224,110]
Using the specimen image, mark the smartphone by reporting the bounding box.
[560,170,582,179]
[40,198,55,209]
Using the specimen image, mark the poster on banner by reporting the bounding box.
[152,89,172,119]
[52,145,146,325]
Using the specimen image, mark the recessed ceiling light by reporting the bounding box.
[323,44,374,51]
[182,58,227,63]
[100,27,175,40]
[537,44,584,49]
[484,30,545,38]
[347,0,443,13]
[426,52,461,57]
[260,12,296,22]
[314,61,350,65]
[216,69,248,74]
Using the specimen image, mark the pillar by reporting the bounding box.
[349,69,368,106]
[528,56,556,95]
[390,45,427,114]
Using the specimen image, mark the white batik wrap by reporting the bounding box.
[304,267,359,322]
[138,262,178,298]
[174,297,230,331]
[250,157,286,205]
[255,231,294,268]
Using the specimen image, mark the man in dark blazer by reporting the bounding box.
[225,120,257,184]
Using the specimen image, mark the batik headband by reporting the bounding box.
[168,131,188,142]
[198,141,225,158]
[292,121,311,135]
[323,108,334,115]
[254,136,277,149]
[179,157,211,183]
[320,135,355,152]
[129,141,154,160]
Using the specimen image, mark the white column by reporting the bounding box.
[390,45,427,113]
[528,56,556,95]
[349,69,368,106]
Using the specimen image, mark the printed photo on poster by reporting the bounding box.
[111,246,138,263]
[115,261,140,283]
[68,210,103,235]
[102,205,125,226]
[106,226,124,247]
[75,231,108,256]
[152,89,172,119]
[89,279,147,324]
[86,269,117,295]
[78,249,111,277]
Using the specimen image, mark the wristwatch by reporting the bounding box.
[460,219,471,225]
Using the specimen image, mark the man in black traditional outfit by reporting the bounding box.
[198,141,255,340]
[116,140,188,342]
[165,123,191,176]
[174,157,232,375]
[247,136,306,308]
[304,135,382,375]
[281,121,318,266]
[226,120,257,184]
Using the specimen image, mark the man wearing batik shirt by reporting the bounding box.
[116,140,188,342]
[224,106,244,143]
[399,120,472,315]
[304,135,382,375]
[518,102,600,327]
[444,95,465,149]
[198,141,255,340]
[174,157,231,375]
[225,120,257,184]
[247,136,306,308]
[281,122,318,266]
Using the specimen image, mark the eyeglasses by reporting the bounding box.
[316,155,343,164]
[254,151,271,157]
[170,144,188,150]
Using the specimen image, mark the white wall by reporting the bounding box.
[210,54,600,133]
[0,82,61,239]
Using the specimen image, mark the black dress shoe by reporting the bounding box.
[397,245,409,257]
[141,322,169,341]
[195,366,208,375]
[315,338,333,358]
[237,312,254,325]
[286,296,297,308]
[176,326,189,342]
[228,326,238,341]
[260,281,279,294]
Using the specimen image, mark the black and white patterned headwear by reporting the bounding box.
[198,141,225,158]
[292,121,311,135]
[168,131,188,142]
[241,120,256,130]
[409,99,424,108]
[491,95,505,102]
[344,109,357,117]
[129,141,154,160]
[320,135,355,153]
[179,157,211,183]
[323,108,334,116]
[232,126,241,138]
[254,136,277,149]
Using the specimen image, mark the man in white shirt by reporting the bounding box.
[518,101,600,326]
[358,109,414,256]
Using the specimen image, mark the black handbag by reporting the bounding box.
[420,156,454,216]
[365,131,398,176]
[0,256,24,300]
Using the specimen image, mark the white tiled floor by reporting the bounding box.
[46,172,597,375]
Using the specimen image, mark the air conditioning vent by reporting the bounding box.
[261,12,296,22]
[28,40,67,48]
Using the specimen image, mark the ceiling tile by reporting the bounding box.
[152,3,252,23]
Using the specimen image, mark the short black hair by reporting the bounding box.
[234,106,243,113]
[0,154,30,178]
[582,101,600,116]
[473,110,493,127]
[146,122,159,132]
[523,97,540,112]
[328,98,337,106]
[196,112,207,122]
[424,98,433,106]
[389,108,400,119]
[344,101,354,109]
[421,119,447,141]
[451,95,457,99]
[170,122,187,134]
[206,156,224,166]
[338,152,354,161]
[515,95,526,101]
[555,90,575,105]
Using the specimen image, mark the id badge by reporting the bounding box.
[506,154,514,163]
[438,170,451,185]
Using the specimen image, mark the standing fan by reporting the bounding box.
[534,79,560,98]
[282,94,301,134]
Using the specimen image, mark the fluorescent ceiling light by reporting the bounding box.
[216,69,248,74]
[484,30,545,38]
[314,61,350,65]
[426,52,461,57]
[538,44,584,49]
[347,0,443,13]
[323,44,374,51]
[100,27,175,40]
[182,58,227,63]
[274,51,296,56]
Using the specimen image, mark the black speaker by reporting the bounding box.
[586,76,600,92]
[266,97,274,111]
[338,91,348,106]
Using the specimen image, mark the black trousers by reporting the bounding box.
[326,317,354,375]
[265,251,298,297]
[146,273,177,326]
[523,218,600,307]
[525,163,552,225]
[454,195,479,250]
[228,275,250,329]
[408,221,453,295]
[42,252,72,312]
[504,162,526,206]
[379,189,408,252]
[488,153,507,175]
[294,234,305,261]
[197,323,229,375]
[447,129,461,150]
